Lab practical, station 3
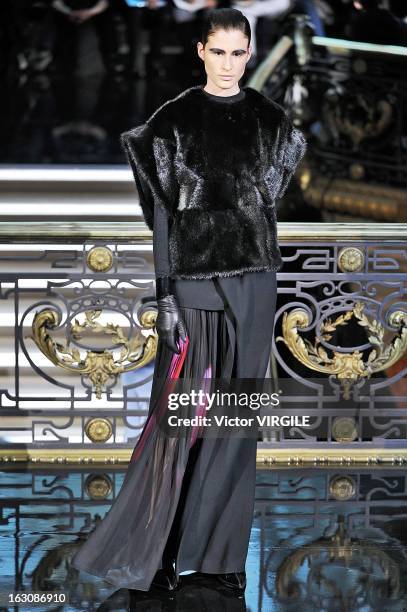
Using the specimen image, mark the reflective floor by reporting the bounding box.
[0,71,198,166]
[1,467,407,611]
[0,28,262,167]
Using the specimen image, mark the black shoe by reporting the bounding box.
[151,564,179,591]
[217,571,247,590]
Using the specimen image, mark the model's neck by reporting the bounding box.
[200,85,245,104]
[203,82,240,97]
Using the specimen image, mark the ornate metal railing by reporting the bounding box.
[0,222,405,465]
[247,19,407,222]
[1,464,406,610]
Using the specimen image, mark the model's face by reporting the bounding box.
[197,28,251,93]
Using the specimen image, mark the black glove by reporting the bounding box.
[155,276,187,354]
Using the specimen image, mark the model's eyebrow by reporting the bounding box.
[208,47,246,53]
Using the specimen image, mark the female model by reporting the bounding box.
[71,7,306,593]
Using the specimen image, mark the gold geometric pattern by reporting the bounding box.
[85,418,113,443]
[85,474,113,499]
[338,247,365,272]
[86,246,114,272]
[329,475,356,500]
[332,417,358,442]
[2,448,407,466]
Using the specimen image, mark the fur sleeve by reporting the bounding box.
[120,123,178,231]
[276,119,307,200]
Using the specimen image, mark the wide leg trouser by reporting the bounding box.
[164,273,277,579]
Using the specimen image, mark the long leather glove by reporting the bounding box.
[155,276,187,354]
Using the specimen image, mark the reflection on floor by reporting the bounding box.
[1,467,407,611]
[0,72,199,166]
[0,55,262,167]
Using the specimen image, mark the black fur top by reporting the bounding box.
[120,85,307,280]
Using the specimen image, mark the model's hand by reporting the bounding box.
[156,294,187,354]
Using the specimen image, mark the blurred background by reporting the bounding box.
[1,3,407,609]
[0,0,406,169]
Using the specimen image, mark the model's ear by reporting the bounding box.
[196,41,205,61]
[120,124,178,231]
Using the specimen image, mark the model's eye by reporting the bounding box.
[211,50,245,56]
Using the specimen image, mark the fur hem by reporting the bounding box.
[170,263,282,280]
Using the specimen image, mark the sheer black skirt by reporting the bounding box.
[71,272,277,591]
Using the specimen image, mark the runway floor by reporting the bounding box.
[1,466,407,611]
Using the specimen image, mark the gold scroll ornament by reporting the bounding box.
[276,302,407,399]
[276,517,400,599]
[31,308,157,399]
